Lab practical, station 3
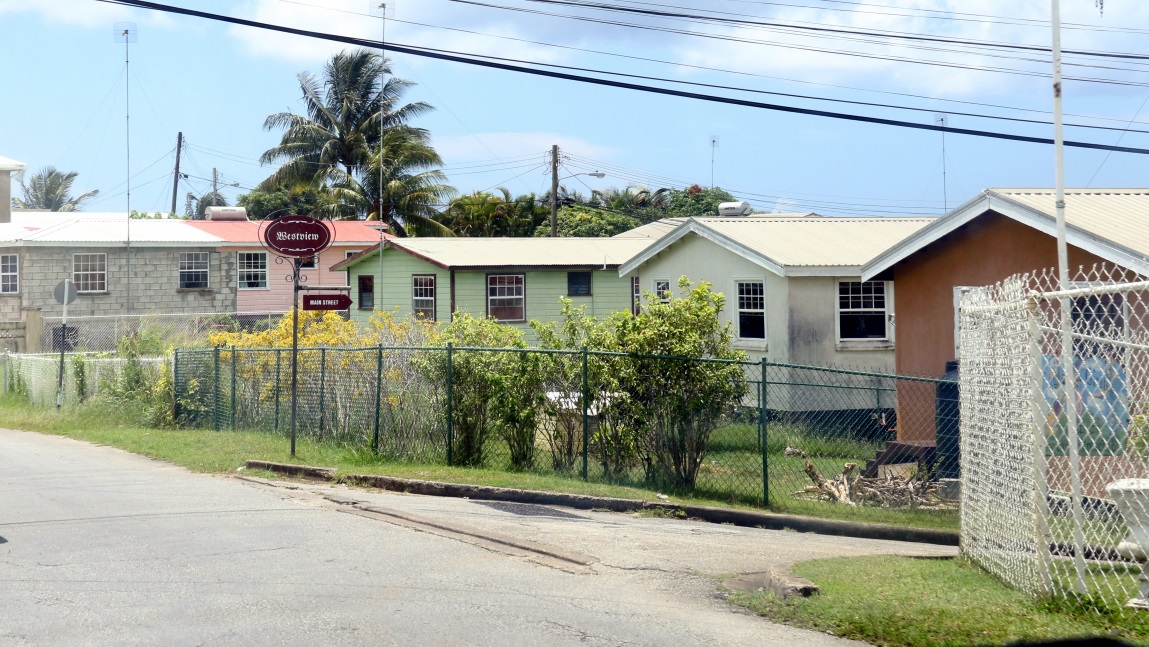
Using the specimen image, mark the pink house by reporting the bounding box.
[187,219,388,313]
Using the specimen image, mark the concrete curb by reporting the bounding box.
[241,461,958,546]
[244,460,335,481]
[723,565,820,599]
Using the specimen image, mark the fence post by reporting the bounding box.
[372,344,383,453]
[319,347,327,438]
[229,345,237,430]
[581,346,589,481]
[446,342,454,465]
[172,349,181,424]
[213,345,221,432]
[1027,295,1056,597]
[274,349,281,433]
[760,356,769,506]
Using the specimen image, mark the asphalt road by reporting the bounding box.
[0,428,953,646]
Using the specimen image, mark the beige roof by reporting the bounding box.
[620,216,934,277]
[381,237,654,269]
[20,219,224,246]
[862,188,1149,279]
[613,218,687,240]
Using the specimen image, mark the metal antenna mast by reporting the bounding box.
[710,135,719,188]
[115,22,137,312]
[371,2,394,235]
[935,114,948,211]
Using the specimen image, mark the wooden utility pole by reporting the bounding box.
[170,132,183,215]
[549,144,559,237]
[212,167,219,203]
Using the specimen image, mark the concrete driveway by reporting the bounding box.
[0,428,953,646]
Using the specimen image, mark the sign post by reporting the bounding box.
[258,216,335,456]
[53,279,77,411]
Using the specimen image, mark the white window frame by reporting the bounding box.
[836,279,892,343]
[735,279,766,341]
[0,254,18,294]
[237,251,268,290]
[179,252,210,289]
[653,278,671,304]
[487,274,525,322]
[344,250,360,286]
[412,274,436,321]
[73,253,107,293]
[631,276,641,315]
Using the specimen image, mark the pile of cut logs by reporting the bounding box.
[785,446,947,509]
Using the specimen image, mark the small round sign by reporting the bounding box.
[260,215,333,258]
[53,280,77,305]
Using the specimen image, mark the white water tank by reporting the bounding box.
[204,206,249,221]
[718,201,751,217]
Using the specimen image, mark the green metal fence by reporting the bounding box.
[170,344,956,513]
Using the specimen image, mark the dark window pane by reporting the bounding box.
[358,275,374,310]
[567,271,591,296]
[739,312,765,339]
[840,312,886,339]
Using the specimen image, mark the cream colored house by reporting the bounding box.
[616,215,933,371]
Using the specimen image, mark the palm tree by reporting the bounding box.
[317,127,456,236]
[12,167,99,212]
[259,49,445,234]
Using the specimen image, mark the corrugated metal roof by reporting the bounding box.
[22,220,224,244]
[613,218,686,240]
[387,237,654,268]
[991,189,1149,255]
[689,217,932,267]
[0,223,37,243]
[861,188,1149,280]
[187,219,387,244]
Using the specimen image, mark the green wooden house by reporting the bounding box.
[331,237,653,329]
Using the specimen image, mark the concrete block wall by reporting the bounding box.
[5,246,238,320]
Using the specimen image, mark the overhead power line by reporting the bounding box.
[100,0,1149,156]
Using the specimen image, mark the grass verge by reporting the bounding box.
[729,555,1149,646]
[0,395,956,529]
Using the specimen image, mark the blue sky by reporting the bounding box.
[3,0,1149,217]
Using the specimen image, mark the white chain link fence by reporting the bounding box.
[1,352,165,407]
[961,266,1149,612]
[40,312,286,353]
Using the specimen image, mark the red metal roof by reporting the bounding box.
[186,219,389,244]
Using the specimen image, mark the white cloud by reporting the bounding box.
[228,0,565,65]
[670,1,1149,99]
[0,0,176,29]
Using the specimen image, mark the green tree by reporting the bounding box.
[438,188,543,237]
[534,205,638,237]
[592,185,669,213]
[12,167,99,212]
[236,187,322,219]
[187,190,228,219]
[259,49,451,234]
[660,184,736,218]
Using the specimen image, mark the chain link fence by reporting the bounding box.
[171,345,954,516]
[1,351,165,406]
[41,312,285,353]
[961,266,1149,614]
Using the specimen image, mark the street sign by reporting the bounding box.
[53,280,77,305]
[260,215,333,258]
[302,294,353,311]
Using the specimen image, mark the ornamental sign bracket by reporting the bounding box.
[256,215,337,459]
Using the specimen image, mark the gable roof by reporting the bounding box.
[619,216,934,277]
[187,219,387,246]
[861,188,1149,280]
[333,236,653,271]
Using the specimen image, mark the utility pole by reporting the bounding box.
[935,115,948,211]
[710,135,719,188]
[549,144,560,237]
[170,132,183,215]
[213,167,219,205]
